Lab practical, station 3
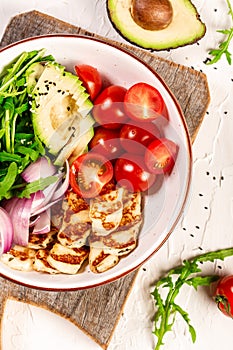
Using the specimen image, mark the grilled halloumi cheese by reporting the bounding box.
[89,247,119,273]
[27,228,57,249]
[33,249,60,274]
[57,190,91,248]
[89,187,124,236]
[47,243,89,274]
[89,191,142,273]
[1,245,36,272]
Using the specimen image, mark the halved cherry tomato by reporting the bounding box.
[214,275,233,318]
[124,82,167,122]
[144,138,178,174]
[89,126,124,160]
[69,152,113,198]
[114,153,156,192]
[74,64,102,100]
[92,85,129,129]
[120,121,161,155]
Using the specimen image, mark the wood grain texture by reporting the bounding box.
[0,10,210,349]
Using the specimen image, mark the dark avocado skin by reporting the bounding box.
[106,0,206,51]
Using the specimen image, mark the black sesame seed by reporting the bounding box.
[183,227,186,231]
[57,89,61,93]
[67,106,71,111]
[204,206,208,210]
[199,247,203,251]
[218,265,222,269]
[190,234,194,237]
[213,176,216,180]
[195,226,200,229]
[143,268,146,271]
[199,193,203,196]
[206,171,210,175]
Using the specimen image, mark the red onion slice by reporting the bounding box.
[0,207,14,254]
[32,209,51,234]
[21,156,56,182]
[11,195,34,246]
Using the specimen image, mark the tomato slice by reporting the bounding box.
[124,82,167,122]
[69,152,113,198]
[114,153,156,192]
[144,138,178,174]
[74,64,102,100]
[214,276,233,318]
[92,85,129,129]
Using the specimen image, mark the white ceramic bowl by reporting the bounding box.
[0,34,192,290]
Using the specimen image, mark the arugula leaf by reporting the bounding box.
[0,162,18,200]
[17,175,58,198]
[207,0,233,65]
[152,247,233,350]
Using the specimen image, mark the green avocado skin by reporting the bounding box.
[106,0,206,51]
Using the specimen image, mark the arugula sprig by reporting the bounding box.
[152,247,233,350]
[0,49,54,200]
[207,0,233,65]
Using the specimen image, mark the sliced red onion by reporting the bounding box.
[51,160,70,201]
[0,207,14,254]
[11,195,34,246]
[21,156,56,182]
[32,209,51,234]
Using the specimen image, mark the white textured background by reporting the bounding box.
[1,1,233,349]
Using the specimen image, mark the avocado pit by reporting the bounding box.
[130,0,173,31]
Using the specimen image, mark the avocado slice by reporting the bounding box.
[107,0,206,50]
[27,62,93,156]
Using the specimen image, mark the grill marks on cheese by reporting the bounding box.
[1,187,142,274]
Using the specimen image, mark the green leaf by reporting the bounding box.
[185,275,219,290]
[173,303,196,343]
[0,151,22,162]
[0,162,18,199]
[17,175,58,198]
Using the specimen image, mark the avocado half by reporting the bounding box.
[107,0,206,50]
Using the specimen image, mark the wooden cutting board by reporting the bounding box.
[0,11,210,349]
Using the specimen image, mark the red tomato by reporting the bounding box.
[114,153,156,192]
[214,276,233,318]
[92,85,129,129]
[74,64,102,100]
[124,82,167,122]
[69,152,113,198]
[89,126,123,160]
[120,121,161,155]
[145,138,178,174]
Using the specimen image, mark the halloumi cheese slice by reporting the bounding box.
[33,249,59,274]
[1,245,36,272]
[89,247,119,273]
[47,243,89,274]
[89,187,124,236]
[57,190,91,248]
[27,228,57,249]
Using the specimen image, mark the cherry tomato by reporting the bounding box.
[69,152,113,198]
[214,276,233,318]
[120,121,161,155]
[89,126,123,160]
[74,64,102,100]
[145,138,178,174]
[92,85,129,129]
[124,82,167,122]
[114,153,156,192]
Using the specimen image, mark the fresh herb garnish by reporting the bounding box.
[0,49,54,199]
[207,0,233,65]
[152,247,233,350]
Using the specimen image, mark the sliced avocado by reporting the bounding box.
[25,62,46,93]
[27,62,93,156]
[54,115,95,166]
[107,0,206,50]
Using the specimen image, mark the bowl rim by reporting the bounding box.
[0,34,193,291]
